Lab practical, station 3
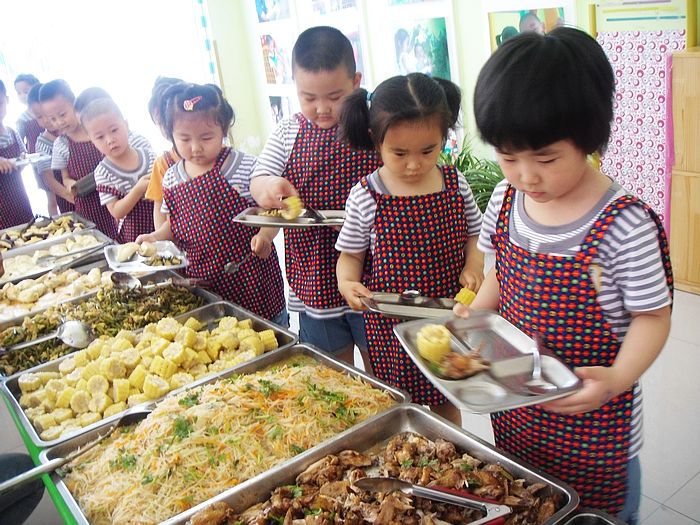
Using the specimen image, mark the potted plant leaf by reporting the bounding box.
[439,136,504,213]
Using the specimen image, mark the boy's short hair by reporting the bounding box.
[474,27,615,155]
[75,87,112,113]
[39,79,75,104]
[292,26,356,78]
[27,83,43,105]
[14,74,40,87]
[80,98,123,127]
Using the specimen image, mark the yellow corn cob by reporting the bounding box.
[18,374,42,393]
[196,350,212,365]
[111,337,134,353]
[56,387,76,409]
[115,329,137,345]
[75,379,88,392]
[183,317,203,331]
[121,348,141,369]
[175,327,198,348]
[182,347,199,369]
[128,365,148,389]
[149,355,177,379]
[280,195,303,220]
[69,390,91,413]
[112,378,130,403]
[239,335,264,356]
[45,379,66,394]
[103,401,128,418]
[454,287,477,306]
[217,332,238,351]
[34,413,57,433]
[193,334,207,351]
[169,372,194,390]
[258,329,278,351]
[237,318,253,330]
[100,357,127,380]
[236,328,256,341]
[79,412,102,427]
[416,324,452,364]
[188,363,207,378]
[58,357,77,374]
[217,316,238,331]
[27,390,47,408]
[127,393,149,407]
[72,350,89,367]
[85,341,104,360]
[81,361,100,380]
[163,342,187,365]
[142,374,170,400]
[149,337,170,356]
[87,375,109,395]
[40,427,64,442]
[36,371,60,383]
[88,393,113,414]
[52,408,73,424]
[155,317,181,341]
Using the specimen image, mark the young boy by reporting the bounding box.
[461,28,673,523]
[0,80,34,228]
[250,26,380,366]
[39,79,118,239]
[81,98,155,243]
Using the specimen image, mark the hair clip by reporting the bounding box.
[366,90,373,109]
[183,96,202,111]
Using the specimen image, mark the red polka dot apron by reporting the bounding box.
[97,184,154,244]
[364,166,468,405]
[66,138,118,239]
[283,114,380,310]
[24,119,43,154]
[491,185,673,514]
[54,168,75,214]
[165,147,285,320]
[0,129,34,229]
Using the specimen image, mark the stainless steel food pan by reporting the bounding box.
[0,212,96,255]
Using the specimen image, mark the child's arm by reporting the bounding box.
[459,235,485,291]
[250,227,279,259]
[543,305,671,415]
[136,218,173,243]
[0,157,15,174]
[41,169,74,204]
[104,176,150,220]
[152,202,167,229]
[249,176,299,209]
[337,251,373,311]
[60,169,76,194]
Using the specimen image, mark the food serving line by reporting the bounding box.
[0,212,620,525]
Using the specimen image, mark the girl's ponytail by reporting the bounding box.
[433,77,461,130]
[338,88,374,150]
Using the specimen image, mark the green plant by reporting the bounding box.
[439,137,504,213]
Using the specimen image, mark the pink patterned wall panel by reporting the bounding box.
[598,30,686,226]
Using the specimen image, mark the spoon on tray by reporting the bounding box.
[0,320,95,354]
[110,272,209,289]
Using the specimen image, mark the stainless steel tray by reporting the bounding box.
[234,206,345,228]
[560,510,626,525]
[1,300,298,448]
[37,343,407,525]
[104,240,188,272]
[0,229,113,285]
[0,269,220,333]
[160,403,578,525]
[394,314,582,413]
[362,290,456,319]
[0,212,96,254]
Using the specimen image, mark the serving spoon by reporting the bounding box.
[0,320,95,354]
[110,272,209,289]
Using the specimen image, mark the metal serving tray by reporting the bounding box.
[561,510,626,525]
[362,290,456,319]
[159,403,578,525]
[0,300,297,448]
[234,206,345,228]
[0,269,220,333]
[37,343,407,525]
[104,240,188,272]
[0,212,96,255]
[394,314,582,413]
[0,229,113,285]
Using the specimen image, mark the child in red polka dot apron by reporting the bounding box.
[40,80,118,239]
[459,28,673,523]
[137,83,286,323]
[0,80,34,229]
[82,98,155,243]
[250,27,380,366]
[335,73,485,426]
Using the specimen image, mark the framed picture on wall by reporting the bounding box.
[259,32,294,84]
[480,0,576,52]
[255,0,292,22]
[392,17,451,78]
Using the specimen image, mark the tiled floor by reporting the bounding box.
[2,170,699,524]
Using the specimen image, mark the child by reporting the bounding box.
[144,77,183,229]
[15,75,55,215]
[466,28,673,522]
[30,84,74,214]
[335,73,484,424]
[250,26,379,365]
[81,98,155,243]
[0,80,34,228]
[39,80,118,239]
[137,83,287,324]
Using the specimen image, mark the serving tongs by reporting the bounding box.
[34,242,110,268]
[110,271,210,289]
[0,402,155,495]
[11,153,50,169]
[354,477,511,525]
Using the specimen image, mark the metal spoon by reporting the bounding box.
[0,320,95,353]
[354,477,510,525]
[525,335,558,393]
[224,253,253,274]
[110,272,210,289]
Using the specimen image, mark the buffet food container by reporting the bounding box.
[37,343,407,525]
[234,206,345,228]
[159,403,577,525]
[1,301,298,448]
[394,313,582,413]
[559,510,627,525]
[0,229,113,285]
[0,212,96,254]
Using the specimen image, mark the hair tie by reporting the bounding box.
[366,91,373,109]
[183,96,202,111]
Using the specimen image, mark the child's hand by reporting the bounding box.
[253,177,299,209]
[459,267,484,292]
[136,175,151,194]
[251,233,272,259]
[0,157,15,174]
[338,280,373,311]
[136,233,158,244]
[541,366,621,415]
